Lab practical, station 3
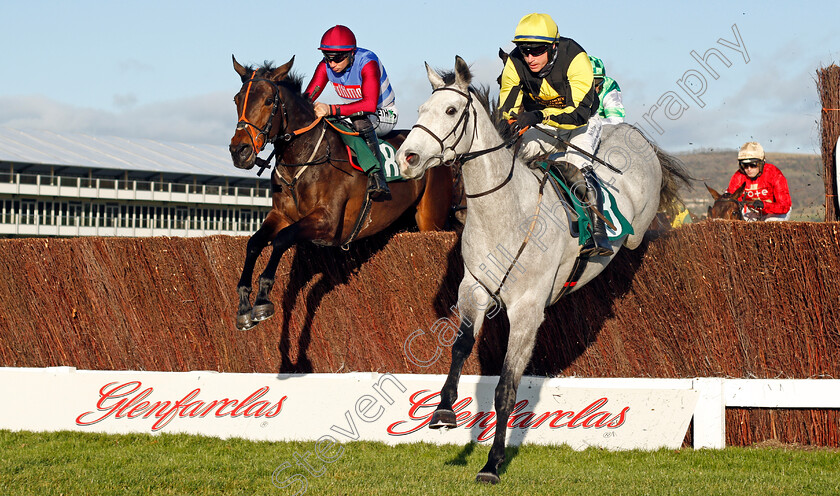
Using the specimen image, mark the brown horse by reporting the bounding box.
[706,183,746,220]
[229,56,453,331]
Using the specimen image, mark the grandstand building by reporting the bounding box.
[0,127,271,237]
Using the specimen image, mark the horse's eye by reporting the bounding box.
[446,106,457,116]
[264,97,273,106]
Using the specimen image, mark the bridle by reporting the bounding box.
[235,71,287,155]
[235,71,333,177]
[712,195,746,220]
[410,87,477,169]
[410,86,517,198]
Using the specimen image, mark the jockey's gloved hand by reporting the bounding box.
[750,199,764,210]
[511,111,543,134]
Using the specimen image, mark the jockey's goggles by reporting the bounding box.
[518,44,550,57]
[739,160,762,169]
[323,51,349,63]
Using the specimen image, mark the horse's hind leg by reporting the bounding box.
[477,297,543,484]
[430,274,494,428]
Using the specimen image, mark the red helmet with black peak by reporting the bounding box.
[319,25,356,52]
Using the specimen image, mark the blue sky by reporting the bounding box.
[1,0,838,154]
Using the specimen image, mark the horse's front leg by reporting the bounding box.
[430,273,494,428]
[235,212,293,330]
[239,209,334,331]
[251,222,300,323]
[477,297,544,484]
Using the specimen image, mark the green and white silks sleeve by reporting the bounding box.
[598,77,625,125]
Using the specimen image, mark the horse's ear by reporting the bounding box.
[498,48,509,65]
[454,55,472,87]
[733,182,746,197]
[232,55,247,79]
[705,183,721,200]
[425,62,445,90]
[270,56,295,82]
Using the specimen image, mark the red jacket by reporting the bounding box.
[727,162,792,216]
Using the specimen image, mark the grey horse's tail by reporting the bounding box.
[630,126,695,219]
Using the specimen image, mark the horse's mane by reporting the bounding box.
[243,61,306,95]
[438,69,511,139]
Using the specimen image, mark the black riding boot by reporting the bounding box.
[354,119,391,200]
[548,160,614,258]
[581,166,614,257]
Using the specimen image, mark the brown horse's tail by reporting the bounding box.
[630,125,695,219]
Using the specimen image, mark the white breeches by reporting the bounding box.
[519,115,602,169]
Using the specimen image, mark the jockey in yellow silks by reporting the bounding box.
[499,13,612,257]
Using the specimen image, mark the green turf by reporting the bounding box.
[2,430,839,495]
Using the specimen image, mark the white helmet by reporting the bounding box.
[738,141,765,161]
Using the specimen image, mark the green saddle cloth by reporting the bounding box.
[328,118,402,182]
[536,161,634,246]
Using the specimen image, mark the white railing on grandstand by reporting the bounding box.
[0,172,271,207]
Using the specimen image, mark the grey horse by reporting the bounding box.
[396,56,690,483]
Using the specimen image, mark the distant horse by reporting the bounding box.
[229,56,453,331]
[396,56,691,483]
[706,183,746,220]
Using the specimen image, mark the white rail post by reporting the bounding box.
[692,377,725,449]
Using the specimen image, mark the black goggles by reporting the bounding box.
[323,51,349,63]
[518,44,550,57]
[740,160,762,169]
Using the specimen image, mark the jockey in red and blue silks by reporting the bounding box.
[306,48,396,122]
[305,25,397,200]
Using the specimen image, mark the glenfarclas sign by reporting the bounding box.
[0,369,697,449]
[388,390,629,441]
[75,381,286,431]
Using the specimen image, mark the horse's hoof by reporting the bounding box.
[236,313,257,331]
[429,409,457,429]
[476,472,500,484]
[252,303,275,322]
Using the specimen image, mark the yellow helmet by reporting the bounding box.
[512,13,558,45]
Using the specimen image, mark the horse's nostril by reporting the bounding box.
[229,144,252,160]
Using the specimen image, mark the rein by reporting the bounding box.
[273,122,331,201]
[237,72,360,176]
